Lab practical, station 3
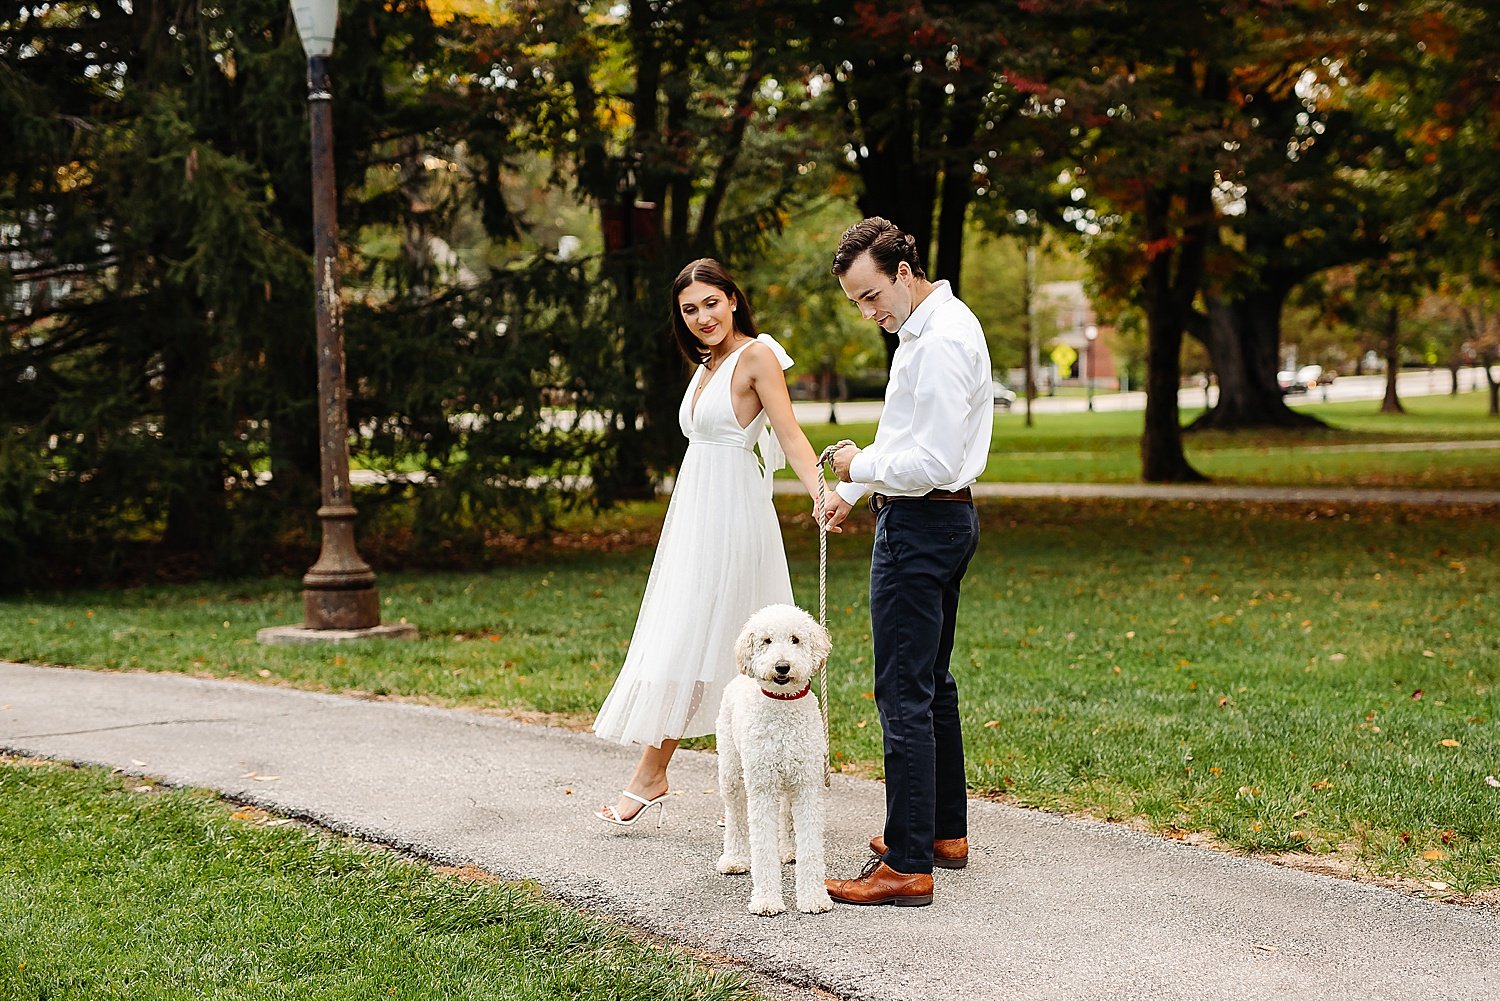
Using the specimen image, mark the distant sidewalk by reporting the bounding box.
[771,479,1500,506]
[2,662,1495,1001]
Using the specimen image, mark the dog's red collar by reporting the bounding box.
[763,683,811,701]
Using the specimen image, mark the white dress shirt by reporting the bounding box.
[835,280,992,504]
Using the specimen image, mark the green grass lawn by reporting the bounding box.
[795,391,1500,488]
[5,497,1498,898]
[0,756,758,1001]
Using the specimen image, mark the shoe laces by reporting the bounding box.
[858,854,885,879]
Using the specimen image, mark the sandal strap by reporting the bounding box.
[620,789,658,807]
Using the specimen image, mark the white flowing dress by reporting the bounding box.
[593,335,796,747]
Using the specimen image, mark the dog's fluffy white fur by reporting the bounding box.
[715,603,833,916]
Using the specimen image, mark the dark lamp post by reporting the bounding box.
[260,0,414,644]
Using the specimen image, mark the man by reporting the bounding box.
[821,217,991,907]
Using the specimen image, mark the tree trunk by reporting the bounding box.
[933,87,982,296]
[594,8,671,502]
[1485,359,1499,416]
[1380,304,1405,414]
[1188,284,1323,430]
[844,70,941,373]
[1023,242,1037,429]
[162,308,228,552]
[665,88,691,256]
[934,166,971,296]
[692,57,764,253]
[1448,362,1461,395]
[1140,186,1206,483]
[267,304,320,515]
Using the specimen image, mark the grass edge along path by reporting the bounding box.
[0,754,764,1001]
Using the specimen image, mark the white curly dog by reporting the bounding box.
[715,603,834,916]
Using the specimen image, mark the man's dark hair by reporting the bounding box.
[830,216,926,280]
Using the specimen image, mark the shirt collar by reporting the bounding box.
[898,280,953,340]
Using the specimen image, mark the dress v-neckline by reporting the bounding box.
[689,339,753,421]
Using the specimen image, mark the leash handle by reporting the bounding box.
[815,440,854,787]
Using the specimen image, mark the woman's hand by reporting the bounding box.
[818,494,853,533]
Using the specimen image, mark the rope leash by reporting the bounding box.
[815,439,855,787]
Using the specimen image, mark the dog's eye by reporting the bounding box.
[760,637,771,645]
[791,636,800,645]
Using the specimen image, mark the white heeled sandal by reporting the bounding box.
[596,790,668,828]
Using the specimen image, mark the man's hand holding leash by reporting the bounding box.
[818,439,859,533]
[829,442,860,482]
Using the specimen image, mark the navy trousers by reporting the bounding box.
[869,497,980,875]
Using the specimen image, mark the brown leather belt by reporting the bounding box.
[868,487,972,513]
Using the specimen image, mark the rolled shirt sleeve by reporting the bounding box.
[835,479,869,505]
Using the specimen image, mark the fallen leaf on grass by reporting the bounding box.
[1411,689,1423,701]
[984,720,1000,729]
[1485,776,1500,788]
[1422,849,1446,861]
[856,720,868,729]
[1438,739,1461,748]
[1427,881,1449,891]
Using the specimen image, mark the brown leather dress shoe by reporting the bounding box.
[869,834,969,869]
[825,857,934,907]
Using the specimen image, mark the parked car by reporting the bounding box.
[1278,365,1329,395]
[992,380,1017,410]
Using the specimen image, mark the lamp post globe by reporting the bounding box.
[291,0,337,58]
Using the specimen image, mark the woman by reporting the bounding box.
[593,258,828,826]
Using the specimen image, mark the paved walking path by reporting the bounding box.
[3,662,1495,1000]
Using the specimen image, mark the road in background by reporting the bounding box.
[794,367,1493,425]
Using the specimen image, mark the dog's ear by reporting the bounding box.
[733,623,758,677]
[809,619,832,666]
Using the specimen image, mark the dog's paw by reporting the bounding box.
[797,890,834,914]
[716,855,750,875]
[748,896,786,916]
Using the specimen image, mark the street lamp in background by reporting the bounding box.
[260,0,415,645]
[1084,324,1098,412]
